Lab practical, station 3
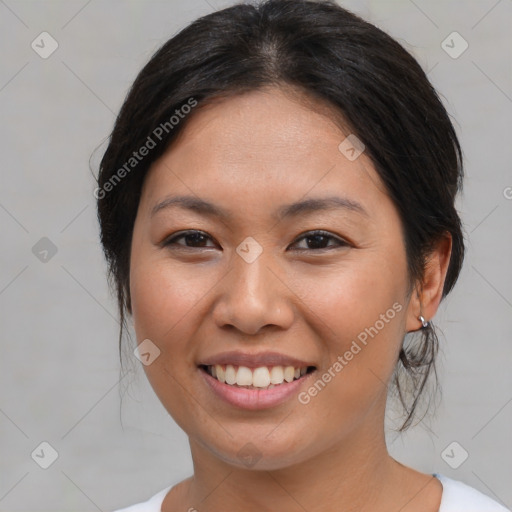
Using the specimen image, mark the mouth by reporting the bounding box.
[197,351,318,409]
[199,364,316,390]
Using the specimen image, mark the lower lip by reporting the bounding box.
[199,367,314,410]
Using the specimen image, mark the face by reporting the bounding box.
[129,87,415,470]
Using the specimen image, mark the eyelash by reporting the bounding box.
[162,229,350,252]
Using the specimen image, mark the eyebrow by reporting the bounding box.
[150,194,369,221]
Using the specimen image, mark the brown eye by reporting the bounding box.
[163,230,217,249]
[291,230,349,251]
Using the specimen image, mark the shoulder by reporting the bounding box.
[111,486,173,512]
[435,473,510,512]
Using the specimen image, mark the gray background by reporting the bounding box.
[1,0,511,510]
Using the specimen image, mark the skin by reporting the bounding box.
[129,86,452,512]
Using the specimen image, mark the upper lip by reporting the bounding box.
[199,351,315,369]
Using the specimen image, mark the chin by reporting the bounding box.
[198,428,317,471]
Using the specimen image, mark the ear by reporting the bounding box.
[405,233,452,332]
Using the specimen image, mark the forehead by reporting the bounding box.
[165,87,356,169]
[140,87,390,220]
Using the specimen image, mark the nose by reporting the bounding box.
[212,248,295,336]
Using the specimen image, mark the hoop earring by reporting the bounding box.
[418,315,429,329]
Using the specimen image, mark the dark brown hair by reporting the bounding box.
[96,0,465,430]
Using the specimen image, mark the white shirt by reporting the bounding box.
[112,473,510,511]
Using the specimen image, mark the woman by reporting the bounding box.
[96,1,509,510]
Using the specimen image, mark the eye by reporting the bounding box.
[162,230,218,249]
[290,230,350,251]
[162,229,350,252]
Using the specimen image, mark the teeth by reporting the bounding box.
[216,365,225,383]
[208,364,310,388]
[270,366,284,384]
[236,366,253,386]
[253,367,271,388]
[225,364,237,385]
[284,366,295,383]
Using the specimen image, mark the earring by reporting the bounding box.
[418,315,429,329]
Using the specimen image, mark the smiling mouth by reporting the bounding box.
[199,364,316,390]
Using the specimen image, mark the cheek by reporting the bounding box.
[289,268,407,440]
[129,259,212,429]
[291,251,408,394]
[291,252,407,342]
[130,259,209,343]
